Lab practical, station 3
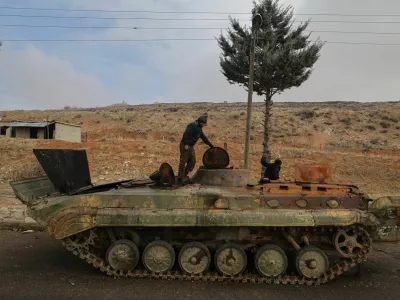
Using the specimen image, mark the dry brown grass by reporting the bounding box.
[1,101,399,197]
[10,162,45,181]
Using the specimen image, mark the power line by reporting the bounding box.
[0,6,250,14]
[1,38,217,42]
[4,14,400,23]
[1,14,248,21]
[0,24,228,30]
[2,38,400,46]
[3,24,400,35]
[308,29,400,35]
[295,20,400,24]
[325,41,400,45]
[2,6,400,17]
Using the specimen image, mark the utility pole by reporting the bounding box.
[46,116,50,139]
[244,14,262,169]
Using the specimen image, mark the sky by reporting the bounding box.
[1,0,400,110]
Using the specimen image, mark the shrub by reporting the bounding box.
[362,144,372,153]
[296,109,314,120]
[339,117,352,126]
[380,121,391,128]
[365,125,376,131]
[74,114,82,119]
[382,116,399,123]
[168,137,177,143]
[370,139,379,144]
[231,113,240,120]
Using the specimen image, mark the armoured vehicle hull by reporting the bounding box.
[10,149,399,285]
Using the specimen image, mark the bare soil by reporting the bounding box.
[1,101,399,198]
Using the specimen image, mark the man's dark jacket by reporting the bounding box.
[261,158,281,180]
[181,121,213,147]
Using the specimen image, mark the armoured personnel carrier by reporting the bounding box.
[10,148,399,285]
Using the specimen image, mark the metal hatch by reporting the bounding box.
[202,147,230,169]
[33,149,92,195]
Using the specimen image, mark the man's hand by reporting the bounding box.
[184,145,191,150]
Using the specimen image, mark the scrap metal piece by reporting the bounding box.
[149,162,176,186]
[295,164,331,183]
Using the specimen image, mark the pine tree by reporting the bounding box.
[217,0,323,167]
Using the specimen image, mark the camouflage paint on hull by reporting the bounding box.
[18,184,379,239]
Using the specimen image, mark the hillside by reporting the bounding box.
[1,101,399,198]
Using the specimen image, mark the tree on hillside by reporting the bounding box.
[217,0,323,167]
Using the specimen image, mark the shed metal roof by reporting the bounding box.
[6,121,55,128]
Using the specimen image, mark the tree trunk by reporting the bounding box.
[261,94,273,179]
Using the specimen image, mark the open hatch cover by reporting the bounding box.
[33,149,92,195]
[202,147,230,169]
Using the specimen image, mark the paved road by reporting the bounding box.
[1,230,400,300]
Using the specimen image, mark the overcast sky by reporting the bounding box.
[1,0,400,110]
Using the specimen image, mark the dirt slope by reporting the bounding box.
[1,101,399,198]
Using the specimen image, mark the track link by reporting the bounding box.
[62,226,371,286]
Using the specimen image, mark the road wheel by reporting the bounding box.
[296,246,329,279]
[142,240,175,274]
[255,244,288,277]
[106,239,140,271]
[178,242,211,275]
[214,243,247,276]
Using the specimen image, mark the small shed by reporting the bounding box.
[4,121,81,143]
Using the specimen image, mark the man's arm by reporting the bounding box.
[200,131,214,148]
[260,156,269,168]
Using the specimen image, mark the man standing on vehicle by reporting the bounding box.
[178,114,214,184]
